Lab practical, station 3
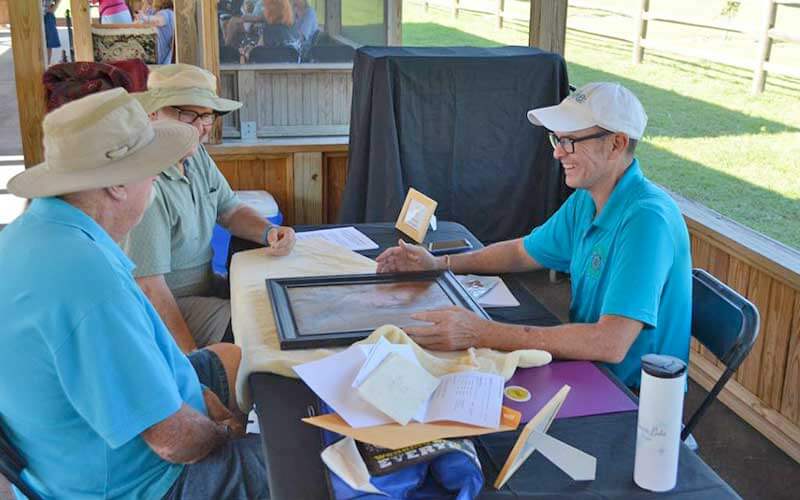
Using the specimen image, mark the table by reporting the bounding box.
[232,223,740,499]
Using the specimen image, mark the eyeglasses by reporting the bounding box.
[547,130,613,154]
[171,107,217,126]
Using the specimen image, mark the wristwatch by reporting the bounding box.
[262,224,275,247]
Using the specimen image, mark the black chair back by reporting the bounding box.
[249,46,300,63]
[220,45,240,64]
[0,421,42,500]
[681,268,760,441]
[308,45,355,63]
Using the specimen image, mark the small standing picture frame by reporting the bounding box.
[395,188,438,243]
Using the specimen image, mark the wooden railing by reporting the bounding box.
[673,192,800,463]
[571,0,800,94]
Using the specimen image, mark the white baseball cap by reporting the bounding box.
[527,82,648,140]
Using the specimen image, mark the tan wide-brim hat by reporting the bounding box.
[134,63,242,114]
[9,88,197,199]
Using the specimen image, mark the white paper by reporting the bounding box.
[423,371,504,428]
[353,337,419,388]
[294,347,394,428]
[535,431,597,481]
[357,353,441,425]
[404,199,427,230]
[321,437,387,495]
[479,279,520,308]
[295,227,379,251]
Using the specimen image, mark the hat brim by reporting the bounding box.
[527,100,597,133]
[134,91,243,115]
[8,121,197,199]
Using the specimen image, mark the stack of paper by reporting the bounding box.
[294,337,506,429]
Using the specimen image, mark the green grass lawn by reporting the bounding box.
[402,1,800,250]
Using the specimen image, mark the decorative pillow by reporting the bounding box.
[91,26,158,65]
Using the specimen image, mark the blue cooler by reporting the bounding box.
[211,190,283,275]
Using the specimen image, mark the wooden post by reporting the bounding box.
[497,0,505,29]
[69,0,92,61]
[529,0,568,55]
[9,0,47,167]
[0,0,9,26]
[326,0,342,37]
[174,0,199,65]
[452,0,459,19]
[753,0,777,94]
[632,0,650,64]
[386,0,402,46]
[199,0,222,144]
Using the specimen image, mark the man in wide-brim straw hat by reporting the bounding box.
[0,89,269,500]
[128,63,296,354]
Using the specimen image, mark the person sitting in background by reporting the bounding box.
[0,88,268,500]
[291,0,318,44]
[98,0,134,23]
[127,64,296,353]
[134,0,156,17]
[261,0,300,49]
[135,0,174,64]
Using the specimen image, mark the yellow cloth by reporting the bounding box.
[230,238,552,412]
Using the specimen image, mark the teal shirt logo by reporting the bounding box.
[587,244,607,279]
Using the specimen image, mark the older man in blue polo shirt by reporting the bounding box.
[376,82,692,388]
[0,89,268,499]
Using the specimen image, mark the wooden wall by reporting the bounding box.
[207,144,349,226]
[219,67,353,138]
[678,195,800,463]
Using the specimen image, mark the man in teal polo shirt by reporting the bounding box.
[376,82,692,388]
[0,89,268,499]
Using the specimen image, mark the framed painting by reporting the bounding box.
[395,188,437,243]
[267,270,489,350]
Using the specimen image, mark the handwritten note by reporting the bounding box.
[424,371,505,428]
[357,353,440,425]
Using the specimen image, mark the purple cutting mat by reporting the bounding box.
[504,361,637,422]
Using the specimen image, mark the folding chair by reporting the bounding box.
[0,422,42,500]
[681,268,760,442]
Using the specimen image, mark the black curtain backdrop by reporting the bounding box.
[340,46,572,244]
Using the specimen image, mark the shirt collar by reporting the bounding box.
[592,158,643,230]
[160,163,185,181]
[28,197,135,272]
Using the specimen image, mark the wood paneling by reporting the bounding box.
[758,283,796,409]
[781,294,800,423]
[681,189,800,462]
[9,0,46,167]
[220,72,239,136]
[221,69,352,139]
[324,153,349,224]
[70,0,93,61]
[209,144,349,226]
[293,153,323,225]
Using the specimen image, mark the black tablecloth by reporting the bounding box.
[339,46,572,244]
[237,223,739,499]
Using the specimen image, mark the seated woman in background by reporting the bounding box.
[135,0,175,64]
[261,0,301,48]
[98,0,134,24]
[291,0,318,44]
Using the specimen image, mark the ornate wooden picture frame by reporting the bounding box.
[267,270,488,350]
[395,188,438,243]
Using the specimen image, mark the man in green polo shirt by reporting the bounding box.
[376,82,692,388]
[126,64,296,353]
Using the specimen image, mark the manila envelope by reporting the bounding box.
[302,406,522,450]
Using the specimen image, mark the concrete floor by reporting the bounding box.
[1,29,798,500]
[518,270,800,500]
